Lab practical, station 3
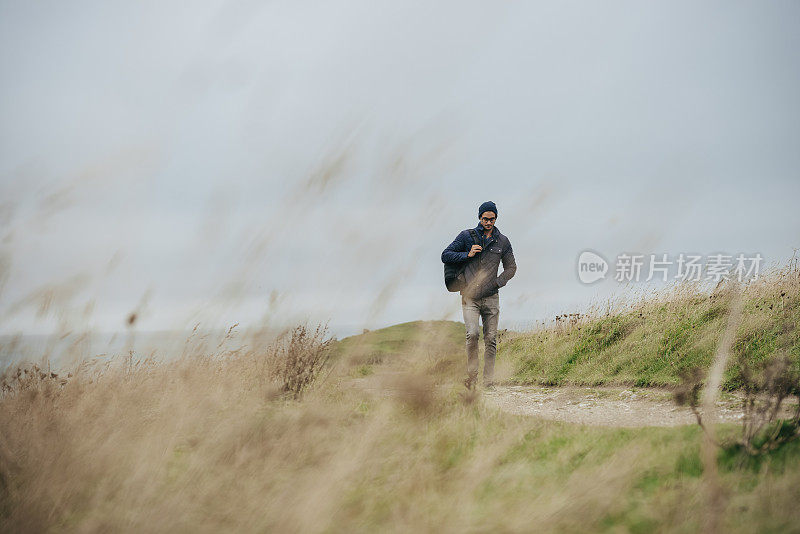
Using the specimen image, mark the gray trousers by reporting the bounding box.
[461,292,500,384]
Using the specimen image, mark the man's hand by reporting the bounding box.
[467,245,482,258]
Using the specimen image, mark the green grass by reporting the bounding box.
[324,393,800,533]
[308,266,800,531]
[502,274,800,389]
[330,268,799,392]
[332,320,465,366]
[320,268,800,531]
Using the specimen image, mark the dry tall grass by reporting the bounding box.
[0,317,639,532]
[1,266,800,532]
[0,324,337,531]
[0,343,655,533]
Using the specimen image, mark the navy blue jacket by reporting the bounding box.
[441,224,517,299]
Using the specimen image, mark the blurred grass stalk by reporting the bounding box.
[700,285,744,534]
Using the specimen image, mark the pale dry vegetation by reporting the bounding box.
[0,323,339,531]
[1,266,799,532]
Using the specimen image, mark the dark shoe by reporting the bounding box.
[463,375,477,390]
[483,381,495,390]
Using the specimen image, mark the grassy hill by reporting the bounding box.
[334,320,464,357]
[332,320,465,377]
[331,263,799,391]
[502,265,799,389]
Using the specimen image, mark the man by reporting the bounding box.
[441,201,517,390]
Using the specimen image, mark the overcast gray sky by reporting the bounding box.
[1,0,799,338]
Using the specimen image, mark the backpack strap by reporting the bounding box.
[468,228,481,247]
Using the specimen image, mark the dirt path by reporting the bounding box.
[342,371,796,428]
[482,385,752,427]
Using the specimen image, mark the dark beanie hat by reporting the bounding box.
[478,201,498,217]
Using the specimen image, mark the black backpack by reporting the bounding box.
[444,229,481,292]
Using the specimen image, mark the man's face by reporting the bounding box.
[479,211,496,231]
